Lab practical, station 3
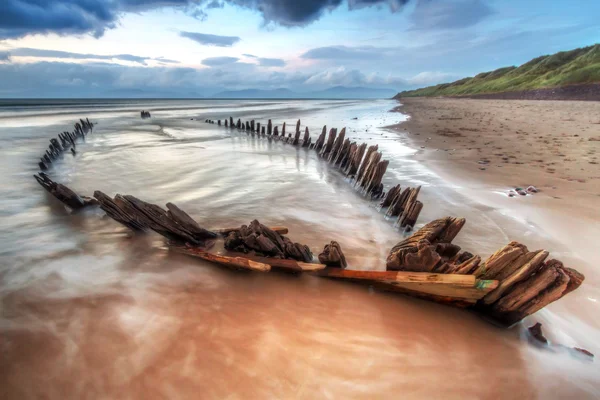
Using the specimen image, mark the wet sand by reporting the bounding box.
[1,99,599,399]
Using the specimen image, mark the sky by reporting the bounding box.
[0,0,598,97]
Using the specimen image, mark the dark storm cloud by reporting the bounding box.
[201,56,239,66]
[0,0,411,39]
[180,31,241,47]
[9,47,179,65]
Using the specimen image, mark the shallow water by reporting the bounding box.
[0,99,598,399]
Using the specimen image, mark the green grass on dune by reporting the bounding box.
[397,44,600,97]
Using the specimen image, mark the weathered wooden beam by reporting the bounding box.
[172,247,271,272]
[35,173,97,210]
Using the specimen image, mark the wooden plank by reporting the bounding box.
[223,252,325,272]
[390,282,492,301]
[316,268,479,287]
[171,247,270,272]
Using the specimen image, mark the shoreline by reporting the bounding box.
[386,97,600,261]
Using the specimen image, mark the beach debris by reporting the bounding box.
[318,241,347,268]
[141,110,151,119]
[574,348,595,358]
[34,173,97,210]
[515,187,527,195]
[527,323,594,359]
[528,322,548,344]
[223,220,313,262]
[508,190,517,197]
[527,185,538,193]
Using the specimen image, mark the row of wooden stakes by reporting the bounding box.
[205,117,423,229]
[37,118,93,172]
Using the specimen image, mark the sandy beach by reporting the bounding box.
[389,98,600,257]
[391,98,600,209]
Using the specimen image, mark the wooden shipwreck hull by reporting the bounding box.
[31,118,585,328]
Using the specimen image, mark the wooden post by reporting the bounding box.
[328,127,345,163]
[320,128,337,158]
[302,127,310,147]
[354,144,377,182]
[267,119,272,135]
[314,126,326,151]
[274,126,279,136]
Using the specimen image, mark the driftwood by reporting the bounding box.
[35,173,97,210]
[318,241,347,268]
[224,220,313,262]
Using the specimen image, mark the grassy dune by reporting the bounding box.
[396,44,600,98]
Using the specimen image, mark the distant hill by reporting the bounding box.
[395,44,600,99]
[212,86,396,99]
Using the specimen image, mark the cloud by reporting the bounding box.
[0,51,10,61]
[409,0,493,30]
[243,53,257,58]
[257,57,285,67]
[180,31,241,47]
[301,45,390,60]
[0,59,408,98]
[0,0,412,39]
[8,47,179,65]
[304,66,405,87]
[201,56,239,66]
[229,0,409,26]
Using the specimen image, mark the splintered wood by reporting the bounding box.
[206,117,423,229]
[386,217,585,326]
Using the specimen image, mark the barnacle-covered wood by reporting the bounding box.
[318,241,347,268]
